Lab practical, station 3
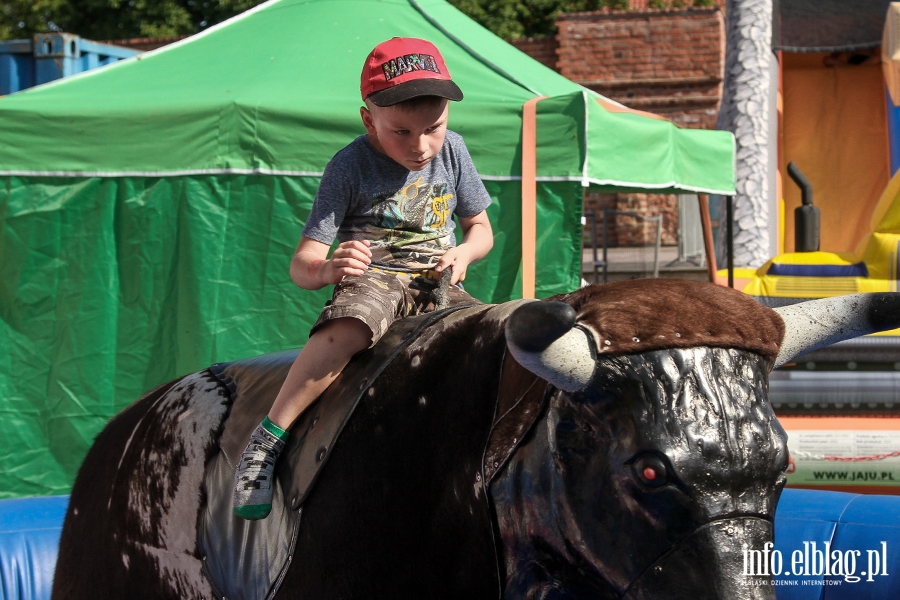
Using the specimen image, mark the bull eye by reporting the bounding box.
[630,454,670,488]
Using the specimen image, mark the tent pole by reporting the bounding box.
[697,194,718,283]
[521,95,547,299]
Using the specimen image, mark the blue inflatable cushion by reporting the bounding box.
[767,263,869,278]
[0,496,68,600]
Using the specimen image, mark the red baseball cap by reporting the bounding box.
[361,37,463,106]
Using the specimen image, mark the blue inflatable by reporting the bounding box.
[0,490,898,599]
[771,489,900,599]
[0,496,67,600]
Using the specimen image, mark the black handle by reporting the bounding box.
[787,162,813,206]
[432,267,453,311]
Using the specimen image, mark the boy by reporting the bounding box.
[233,37,494,519]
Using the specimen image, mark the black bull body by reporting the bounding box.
[52,280,900,599]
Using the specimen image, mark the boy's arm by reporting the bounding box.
[435,210,493,285]
[290,236,372,290]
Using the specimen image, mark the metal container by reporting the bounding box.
[0,33,140,95]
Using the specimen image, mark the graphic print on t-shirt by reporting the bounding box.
[301,132,493,271]
[368,176,454,267]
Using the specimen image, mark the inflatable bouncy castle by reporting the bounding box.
[704,3,900,497]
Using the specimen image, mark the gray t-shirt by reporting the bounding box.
[302,130,492,270]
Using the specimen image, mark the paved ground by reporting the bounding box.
[581,245,709,283]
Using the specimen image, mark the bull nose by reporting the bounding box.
[622,517,775,600]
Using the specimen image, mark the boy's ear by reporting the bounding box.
[360,106,377,136]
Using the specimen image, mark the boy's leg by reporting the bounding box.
[233,317,371,520]
[268,317,372,429]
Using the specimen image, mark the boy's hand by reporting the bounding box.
[292,237,371,290]
[435,245,473,285]
[320,240,372,284]
[436,210,493,286]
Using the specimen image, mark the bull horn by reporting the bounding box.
[505,301,596,392]
[774,293,900,367]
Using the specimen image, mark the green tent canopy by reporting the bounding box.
[0,0,734,498]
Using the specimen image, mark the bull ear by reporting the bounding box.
[505,301,596,392]
[774,293,900,367]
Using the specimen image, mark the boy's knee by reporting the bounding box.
[316,317,372,351]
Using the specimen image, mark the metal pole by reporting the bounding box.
[726,196,734,288]
[602,209,609,283]
[653,216,661,279]
[590,210,599,284]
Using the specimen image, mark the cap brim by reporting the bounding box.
[367,79,464,106]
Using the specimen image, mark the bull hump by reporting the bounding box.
[555,279,785,360]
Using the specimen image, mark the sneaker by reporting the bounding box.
[233,417,288,520]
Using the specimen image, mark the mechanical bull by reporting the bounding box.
[51,279,900,600]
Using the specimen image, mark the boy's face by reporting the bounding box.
[360,99,449,171]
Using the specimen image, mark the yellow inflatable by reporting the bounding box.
[737,170,900,337]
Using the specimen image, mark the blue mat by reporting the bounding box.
[0,497,67,600]
[771,489,900,599]
[0,490,898,599]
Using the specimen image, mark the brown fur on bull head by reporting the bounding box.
[507,280,900,392]
[500,280,900,599]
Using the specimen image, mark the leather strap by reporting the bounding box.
[595,95,667,121]
[484,352,549,483]
[283,303,483,508]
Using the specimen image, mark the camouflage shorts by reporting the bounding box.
[311,268,480,347]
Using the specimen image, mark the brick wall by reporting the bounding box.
[583,192,679,246]
[509,7,726,128]
[510,7,725,249]
[100,35,189,51]
[628,0,725,11]
[508,36,558,70]
[555,7,725,129]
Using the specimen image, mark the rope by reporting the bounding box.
[790,450,900,462]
